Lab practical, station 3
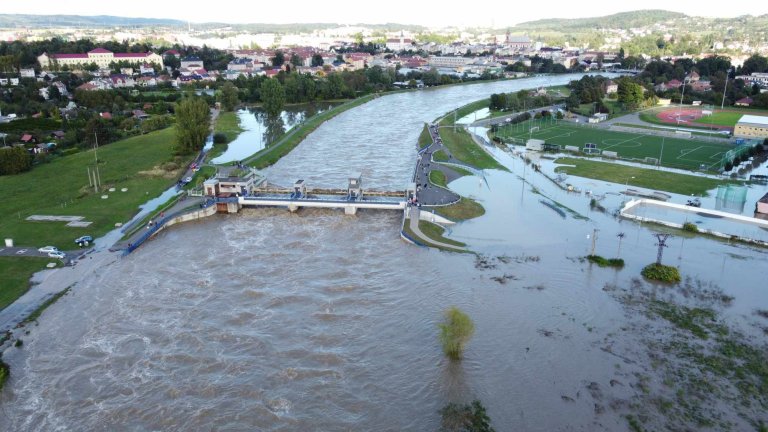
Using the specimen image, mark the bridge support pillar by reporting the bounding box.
[288,204,300,213]
[344,206,358,216]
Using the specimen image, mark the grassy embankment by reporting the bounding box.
[0,257,59,311]
[418,124,432,149]
[0,127,184,248]
[207,111,245,160]
[402,220,467,252]
[0,127,185,310]
[554,157,731,196]
[244,95,376,169]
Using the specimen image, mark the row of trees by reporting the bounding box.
[489,90,553,112]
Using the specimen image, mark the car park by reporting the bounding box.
[48,251,66,259]
[38,246,59,253]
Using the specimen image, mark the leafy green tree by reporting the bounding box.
[617,78,644,109]
[311,54,324,67]
[174,96,210,155]
[271,50,285,68]
[218,81,239,111]
[290,53,303,68]
[438,307,475,360]
[260,78,285,116]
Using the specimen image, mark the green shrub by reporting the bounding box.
[440,400,495,432]
[0,359,8,391]
[439,307,475,360]
[641,263,681,283]
[683,222,698,232]
[213,132,227,144]
[587,255,624,268]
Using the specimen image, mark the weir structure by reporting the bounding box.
[205,170,412,216]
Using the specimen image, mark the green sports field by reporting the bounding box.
[699,111,744,126]
[494,119,736,171]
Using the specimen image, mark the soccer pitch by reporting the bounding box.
[495,120,734,171]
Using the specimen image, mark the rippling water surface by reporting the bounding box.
[2,75,766,431]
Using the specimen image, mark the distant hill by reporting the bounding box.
[515,10,687,30]
[0,14,187,28]
[0,14,426,33]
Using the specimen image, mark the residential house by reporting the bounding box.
[20,134,35,143]
[52,81,68,96]
[735,97,753,107]
[180,56,204,70]
[136,76,157,87]
[162,49,181,59]
[132,110,149,120]
[110,74,135,88]
[140,63,155,75]
[686,71,700,82]
[605,80,618,94]
[20,68,36,78]
[691,80,712,92]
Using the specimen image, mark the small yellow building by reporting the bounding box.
[734,115,768,139]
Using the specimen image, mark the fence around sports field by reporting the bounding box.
[492,118,759,172]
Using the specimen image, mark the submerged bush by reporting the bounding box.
[642,263,681,283]
[587,255,624,268]
[438,307,475,360]
[683,222,699,233]
[440,400,495,432]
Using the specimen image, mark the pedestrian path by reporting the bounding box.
[406,208,465,251]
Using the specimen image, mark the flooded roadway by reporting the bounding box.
[1,75,767,431]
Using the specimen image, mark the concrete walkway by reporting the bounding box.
[407,208,465,251]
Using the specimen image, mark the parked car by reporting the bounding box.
[184,176,193,184]
[38,245,59,253]
[74,235,93,245]
[48,251,66,259]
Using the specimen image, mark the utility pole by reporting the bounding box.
[616,232,625,257]
[590,228,599,256]
[653,233,671,264]
[720,75,729,110]
[93,132,101,192]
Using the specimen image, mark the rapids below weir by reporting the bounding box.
[2,75,767,431]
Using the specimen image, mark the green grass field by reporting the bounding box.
[495,119,735,171]
[554,157,733,196]
[700,111,744,127]
[0,257,58,311]
[0,127,184,248]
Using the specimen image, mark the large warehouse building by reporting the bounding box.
[734,114,768,139]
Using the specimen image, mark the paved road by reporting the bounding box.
[412,124,466,206]
[0,246,85,265]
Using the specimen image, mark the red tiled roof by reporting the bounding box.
[52,53,88,59]
[88,48,112,54]
[115,53,151,58]
[21,134,32,142]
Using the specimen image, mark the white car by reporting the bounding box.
[184,176,193,183]
[38,246,59,253]
[48,251,66,259]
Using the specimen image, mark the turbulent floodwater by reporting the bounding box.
[263,74,590,190]
[2,75,768,431]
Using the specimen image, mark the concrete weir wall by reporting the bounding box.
[155,205,217,234]
[620,198,768,246]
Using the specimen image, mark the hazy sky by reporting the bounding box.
[3,0,768,28]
